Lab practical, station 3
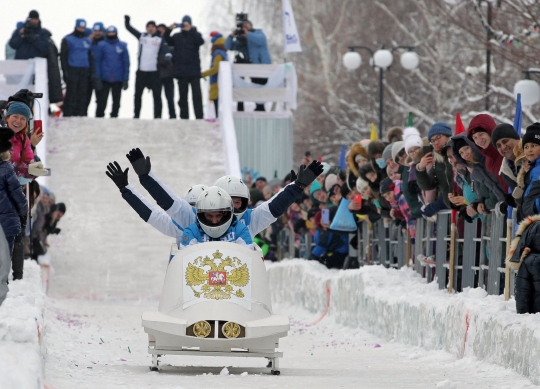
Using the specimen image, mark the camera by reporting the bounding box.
[234,12,248,36]
[8,89,42,109]
[23,18,36,40]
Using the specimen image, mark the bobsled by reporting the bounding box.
[142,241,289,375]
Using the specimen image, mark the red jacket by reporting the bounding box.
[467,114,508,193]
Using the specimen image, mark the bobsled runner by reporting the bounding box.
[142,241,289,375]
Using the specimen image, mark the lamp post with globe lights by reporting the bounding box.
[343,45,419,139]
[514,70,540,107]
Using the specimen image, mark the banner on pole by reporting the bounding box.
[282,0,302,53]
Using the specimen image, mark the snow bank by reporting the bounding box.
[267,260,540,384]
[0,261,45,389]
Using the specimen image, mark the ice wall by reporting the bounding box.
[267,260,540,384]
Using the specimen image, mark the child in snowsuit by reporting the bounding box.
[201,32,227,118]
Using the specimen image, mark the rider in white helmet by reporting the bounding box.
[184,184,208,206]
[180,186,252,248]
[125,148,324,238]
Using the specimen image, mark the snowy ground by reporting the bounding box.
[43,299,538,389]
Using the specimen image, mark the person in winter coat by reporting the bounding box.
[506,215,540,314]
[124,16,163,119]
[84,22,106,113]
[0,128,29,274]
[451,134,505,213]
[156,24,176,119]
[201,32,228,117]
[94,26,130,118]
[9,10,49,60]
[491,123,522,204]
[309,207,349,269]
[165,15,204,119]
[225,20,271,112]
[346,142,369,191]
[515,123,540,219]
[416,122,456,211]
[5,22,24,61]
[393,141,422,219]
[61,19,94,117]
[467,114,508,193]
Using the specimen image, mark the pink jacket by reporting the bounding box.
[10,132,34,165]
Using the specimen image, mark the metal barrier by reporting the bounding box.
[275,207,519,298]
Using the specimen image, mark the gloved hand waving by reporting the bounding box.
[295,160,324,189]
[126,148,151,176]
[106,161,129,190]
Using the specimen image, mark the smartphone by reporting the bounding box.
[354,194,363,204]
[34,119,42,135]
[175,23,183,28]
[321,208,330,225]
[422,145,432,155]
[44,168,51,176]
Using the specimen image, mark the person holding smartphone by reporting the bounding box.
[163,15,204,120]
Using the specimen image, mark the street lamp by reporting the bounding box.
[514,70,540,106]
[342,45,419,139]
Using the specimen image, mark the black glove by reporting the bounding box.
[499,202,508,215]
[93,77,103,91]
[289,169,297,182]
[458,207,474,223]
[295,160,324,189]
[123,80,129,90]
[126,148,151,176]
[51,227,61,235]
[106,161,129,190]
[20,215,28,231]
[505,193,517,208]
[124,15,130,23]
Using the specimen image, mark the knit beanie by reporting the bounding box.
[522,122,540,147]
[379,178,395,195]
[182,15,192,25]
[0,127,15,153]
[28,10,39,19]
[391,141,405,161]
[324,173,338,191]
[356,178,369,193]
[491,123,519,147]
[427,122,452,141]
[93,22,104,32]
[382,144,393,162]
[75,19,86,29]
[210,31,223,43]
[403,127,423,155]
[106,26,118,34]
[6,102,31,121]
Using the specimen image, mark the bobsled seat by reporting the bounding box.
[142,242,289,373]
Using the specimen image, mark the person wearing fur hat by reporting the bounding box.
[0,127,29,270]
[467,114,508,193]
[506,215,540,314]
[346,142,369,191]
[515,123,540,219]
[415,123,455,212]
[386,126,403,143]
[201,32,228,117]
[367,140,387,173]
[124,15,164,119]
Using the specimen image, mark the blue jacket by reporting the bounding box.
[61,33,92,68]
[9,25,49,60]
[522,156,540,218]
[180,217,252,248]
[0,161,28,237]
[166,28,204,78]
[225,30,271,64]
[94,38,130,82]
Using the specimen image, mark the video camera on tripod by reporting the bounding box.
[234,12,248,37]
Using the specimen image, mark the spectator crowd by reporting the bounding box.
[250,116,540,315]
[5,9,271,119]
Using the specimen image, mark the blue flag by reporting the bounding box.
[339,145,346,171]
[514,93,523,137]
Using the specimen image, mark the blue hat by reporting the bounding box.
[75,18,87,28]
[93,22,105,32]
[427,122,452,141]
[6,102,31,121]
[106,25,118,34]
[16,21,24,29]
[182,15,192,25]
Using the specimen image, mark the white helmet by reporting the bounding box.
[213,175,250,218]
[196,186,234,239]
[184,184,208,206]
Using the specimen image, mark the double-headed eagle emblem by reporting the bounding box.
[185,250,249,300]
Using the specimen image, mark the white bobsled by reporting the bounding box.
[142,242,289,375]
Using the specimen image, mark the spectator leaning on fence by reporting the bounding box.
[516,123,540,219]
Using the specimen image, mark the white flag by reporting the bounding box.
[282,0,302,53]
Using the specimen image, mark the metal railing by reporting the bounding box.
[276,209,518,298]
